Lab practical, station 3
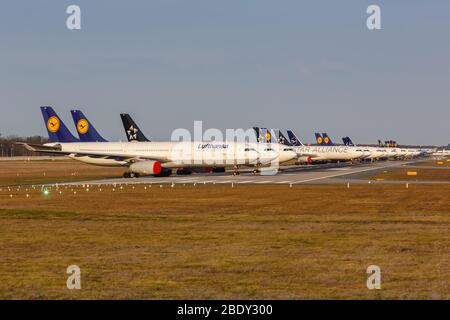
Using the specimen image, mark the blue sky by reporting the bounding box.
[1,0,449,145]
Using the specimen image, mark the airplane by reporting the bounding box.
[432,148,450,157]
[121,113,227,174]
[342,136,388,160]
[284,130,365,163]
[18,107,297,178]
[319,132,375,160]
[251,126,300,169]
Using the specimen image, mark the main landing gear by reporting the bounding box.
[176,168,193,175]
[123,172,140,178]
[232,165,241,176]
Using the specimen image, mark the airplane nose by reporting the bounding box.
[247,150,260,164]
[260,150,279,164]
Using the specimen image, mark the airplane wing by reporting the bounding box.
[15,142,168,163]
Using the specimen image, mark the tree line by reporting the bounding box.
[0,135,49,157]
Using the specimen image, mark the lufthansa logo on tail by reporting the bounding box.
[77,119,89,134]
[324,137,330,144]
[316,136,323,144]
[47,116,60,133]
[265,132,271,142]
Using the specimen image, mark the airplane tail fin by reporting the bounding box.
[276,130,292,146]
[253,127,261,142]
[40,106,79,143]
[287,130,303,146]
[121,114,150,142]
[253,127,273,143]
[314,133,324,145]
[321,133,333,146]
[70,110,108,142]
[342,137,349,145]
[342,136,355,146]
[347,137,355,146]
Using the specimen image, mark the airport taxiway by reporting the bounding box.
[47,159,444,187]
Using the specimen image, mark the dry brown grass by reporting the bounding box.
[370,159,450,181]
[0,181,449,299]
[414,159,450,167]
[0,159,125,186]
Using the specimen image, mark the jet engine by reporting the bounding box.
[129,161,162,175]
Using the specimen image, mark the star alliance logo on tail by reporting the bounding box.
[127,125,139,140]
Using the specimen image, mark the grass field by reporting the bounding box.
[0,159,449,299]
[0,159,125,186]
[413,159,450,167]
[370,159,450,181]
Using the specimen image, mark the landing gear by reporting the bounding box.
[154,168,172,177]
[176,168,193,175]
[123,172,140,178]
[232,165,240,176]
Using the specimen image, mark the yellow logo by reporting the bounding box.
[265,132,271,142]
[77,119,89,134]
[47,116,60,133]
[317,136,323,144]
[324,137,330,144]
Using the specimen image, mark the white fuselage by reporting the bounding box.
[360,147,387,160]
[293,145,365,162]
[432,149,450,157]
[45,141,297,168]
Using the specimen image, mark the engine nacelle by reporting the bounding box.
[129,161,162,175]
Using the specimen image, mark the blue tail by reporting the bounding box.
[314,133,324,145]
[342,136,354,146]
[321,133,333,146]
[277,130,292,146]
[253,127,273,143]
[70,110,108,142]
[287,130,302,146]
[40,106,79,143]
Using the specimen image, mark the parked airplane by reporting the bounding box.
[432,148,450,157]
[342,136,388,160]
[284,130,365,163]
[18,107,297,177]
[121,113,227,174]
